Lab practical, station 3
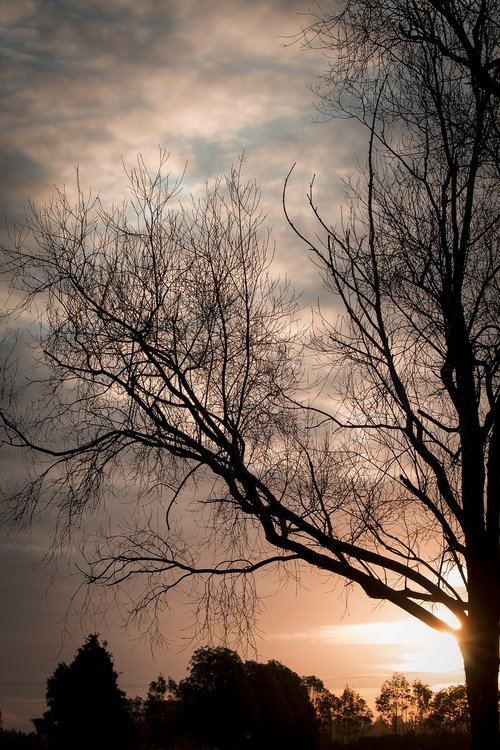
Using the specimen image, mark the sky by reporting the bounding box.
[0,0,465,733]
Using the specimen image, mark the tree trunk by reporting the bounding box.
[460,582,499,749]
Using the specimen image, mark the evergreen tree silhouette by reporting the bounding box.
[37,634,131,750]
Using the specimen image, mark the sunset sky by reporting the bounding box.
[0,0,465,732]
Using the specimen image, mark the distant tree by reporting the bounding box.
[302,675,338,738]
[376,673,411,734]
[0,727,38,750]
[429,684,470,734]
[170,647,319,750]
[332,685,373,744]
[176,646,254,749]
[408,679,433,732]
[143,674,178,749]
[34,634,131,750]
[126,694,145,740]
[264,660,318,749]
[246,660,294,749]
[32,714,52,744]
[127,694,145,723]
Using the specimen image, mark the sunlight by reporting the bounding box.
[444,566,467,590]
[287,611,464,677]
[386,620,462,674]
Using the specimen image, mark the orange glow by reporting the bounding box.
[274,606,464,678]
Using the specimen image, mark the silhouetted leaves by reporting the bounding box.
[34,634,131,750]
[177,647,255,749]
[28,638,479,749]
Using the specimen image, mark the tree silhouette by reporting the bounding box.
[245,660,317,750]
[429,684,470,735]
[176,646,255,749]
[332,686,373,744]
[126,694,146,745]
[172,647,318,750]
[1,3,499,748]
[34,634,131,750]
[302,675,338,739]
[408,679,433,733]
[376,673,412,734]
[139,675,178,749]
[294,2,499,746]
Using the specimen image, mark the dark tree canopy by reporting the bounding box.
[141,675,178,749]
[176,647,255,749]
[246,660,318,750]
[429,683,470,734]
[171,647,318,750]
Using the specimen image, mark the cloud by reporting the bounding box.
[0,0,326,178]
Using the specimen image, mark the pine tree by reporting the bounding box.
[36,634,131,750]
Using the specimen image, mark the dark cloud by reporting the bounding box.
[0,149,46,223]
[1,1,182,69]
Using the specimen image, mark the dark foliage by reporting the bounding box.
[143,675,179,749]
[246,659,318,750]
[33,634,132,750]
[176,647,255,750]
[0,730,38,749]
[173,647,318,750]
[328,733,471,750]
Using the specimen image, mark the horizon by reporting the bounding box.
[0,551,465,732]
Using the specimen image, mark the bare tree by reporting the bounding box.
[403,0,500,98]
[0,3,498,749]
[0,156,304,642]
[293,2,499,748]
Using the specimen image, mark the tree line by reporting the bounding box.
[1,635,477,750]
